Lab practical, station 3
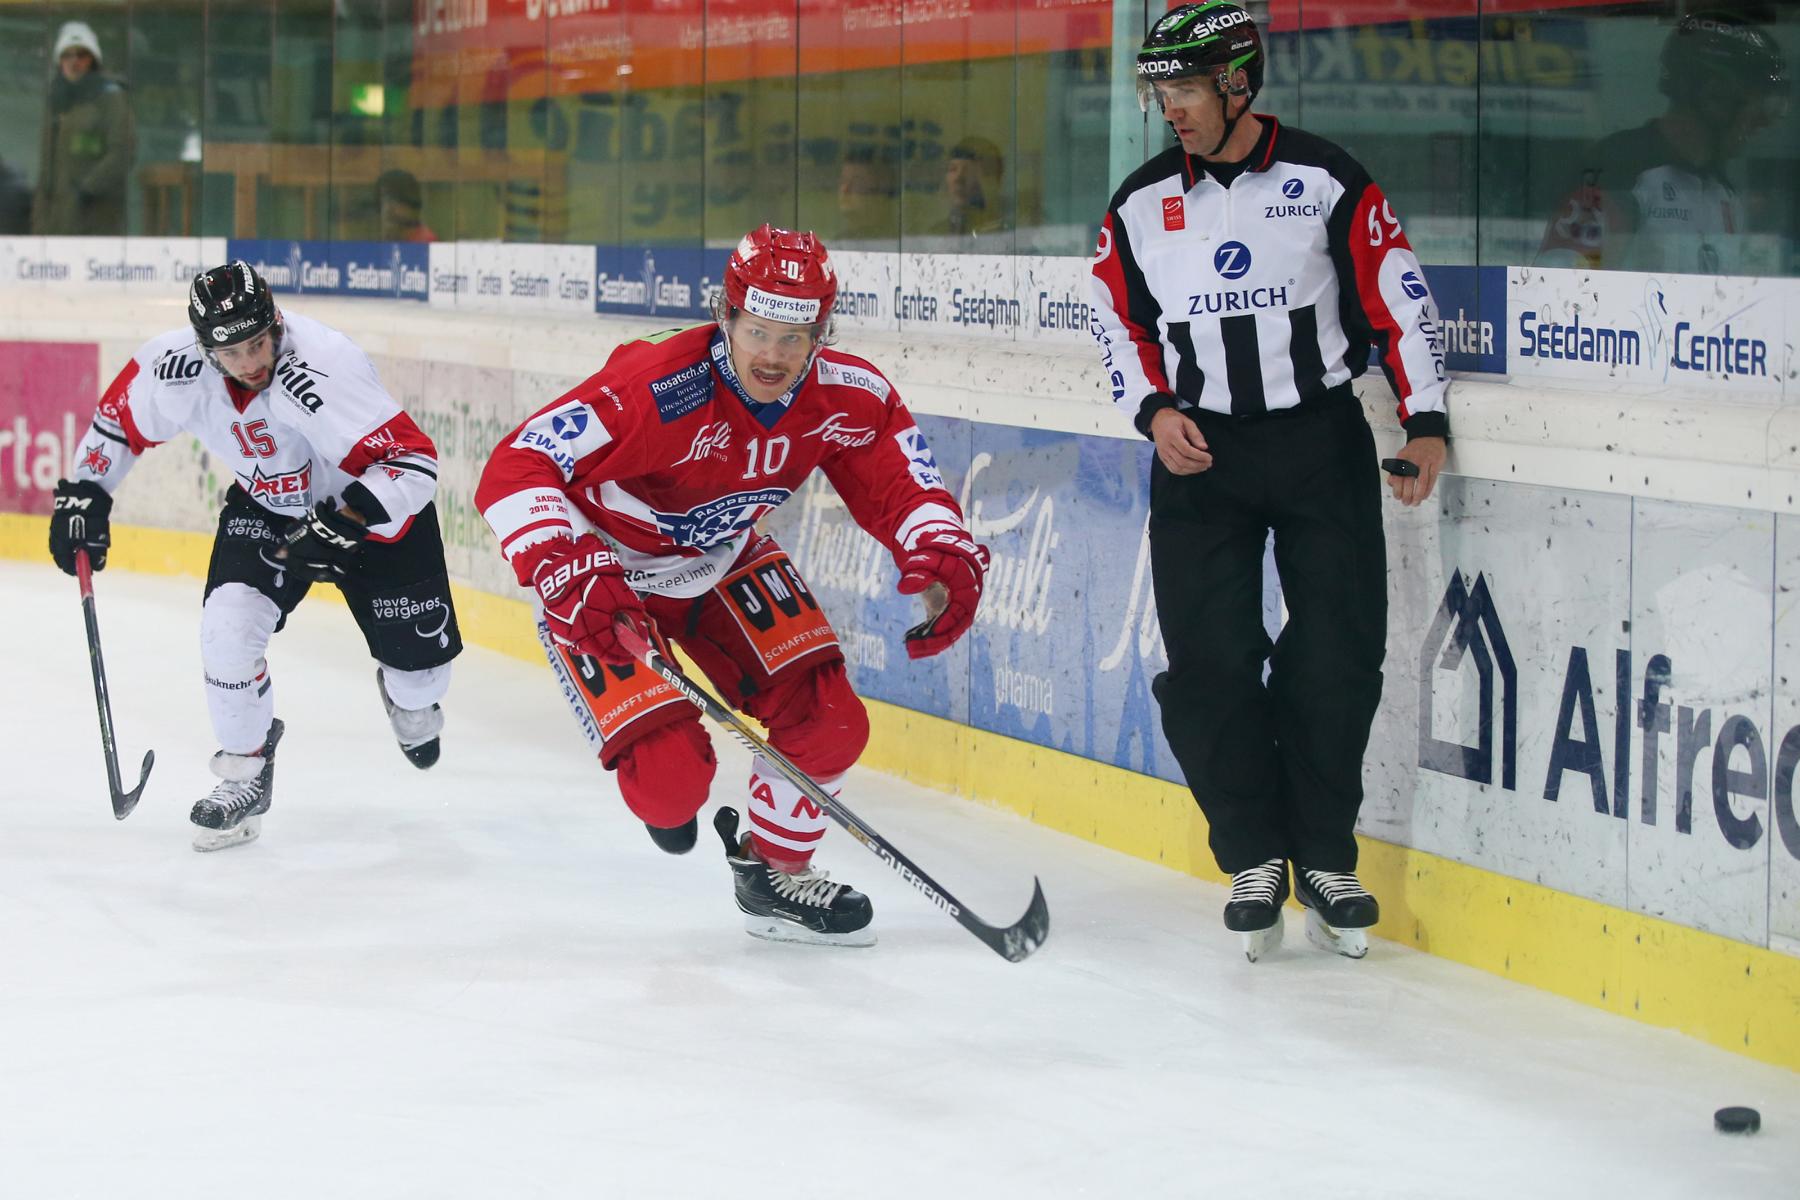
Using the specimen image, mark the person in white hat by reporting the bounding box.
[32,20,135,235]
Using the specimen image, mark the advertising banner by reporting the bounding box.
[1369,476,1798,948]
[230,239,431,303]
[1508,266,1798,398]
[2,238,226,292]
[411,0,1112,105]
[0,341,99,516]
[592,243,726,323]
[1423,264,1504,375]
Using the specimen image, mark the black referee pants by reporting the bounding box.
[1149,391,1387,875]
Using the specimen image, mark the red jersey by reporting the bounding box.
[477,325,970,597]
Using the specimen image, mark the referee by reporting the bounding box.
[1091,1,1448,960]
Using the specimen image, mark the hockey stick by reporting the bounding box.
[75,549,155,819]
[613,618,1050,962]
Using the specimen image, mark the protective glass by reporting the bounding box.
[1136,75,1218,114]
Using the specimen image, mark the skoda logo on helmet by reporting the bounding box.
[1137,58,1183,78]
[1195,9,1251,37]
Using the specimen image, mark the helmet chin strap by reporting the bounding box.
[1205,80,1249,158]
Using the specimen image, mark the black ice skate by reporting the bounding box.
[378,669,442,769]
[1224,858,1288,962]
[190,719,285,852]
[1295,868,1379,960]
[714,807,874,947]
[645,817,698,855]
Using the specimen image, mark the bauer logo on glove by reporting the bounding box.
[516,534,649,665]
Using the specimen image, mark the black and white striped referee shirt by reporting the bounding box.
[1091,117,1449,440]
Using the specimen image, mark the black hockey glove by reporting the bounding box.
[49,478,112,575]
[281,499,369,582]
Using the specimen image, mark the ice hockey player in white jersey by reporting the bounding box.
[47,261,463,850]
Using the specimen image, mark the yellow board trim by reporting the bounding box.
[7,512,1795,1071]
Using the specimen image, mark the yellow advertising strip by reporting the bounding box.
[7,511,1795,1072]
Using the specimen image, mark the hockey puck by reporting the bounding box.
[1714,1106,1761,1135]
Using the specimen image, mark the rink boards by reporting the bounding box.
[2,284,1799,1073]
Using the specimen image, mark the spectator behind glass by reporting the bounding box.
[834,148,898,248]
[33,21,134,236]
[1537,10,1790,275]
[931,135,1011,240]
[377,169,437,243]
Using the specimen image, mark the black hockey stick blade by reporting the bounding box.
[111,750,155,820]
[829,801,1050,962]
[614,617,1050,962]
[76,550,156,819]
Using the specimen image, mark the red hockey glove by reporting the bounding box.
[896,526,990,660]
[515,534,648,665]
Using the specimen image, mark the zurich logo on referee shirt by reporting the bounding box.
[1214,241,1252,280]
[1281,178,1304,199]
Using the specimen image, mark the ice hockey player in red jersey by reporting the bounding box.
[48,261,463,851]
[477,224,990,946]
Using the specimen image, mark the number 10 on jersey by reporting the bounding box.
[741,435,790,480]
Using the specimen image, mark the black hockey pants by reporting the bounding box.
[1148,387,1387,874]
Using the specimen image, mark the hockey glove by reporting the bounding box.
[281,499,369,582]
[896,526,990,659]
[49,478,112,575]
[516,534,648,666]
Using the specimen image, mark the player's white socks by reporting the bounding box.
[200,582,281,754]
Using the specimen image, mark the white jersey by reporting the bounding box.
[71,311,438,541]
[1091,118,1448,437]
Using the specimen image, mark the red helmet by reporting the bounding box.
[723,224,837,326]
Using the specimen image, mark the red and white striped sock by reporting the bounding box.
[744,755,837,873]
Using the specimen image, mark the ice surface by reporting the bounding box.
[4,560,1797,1198]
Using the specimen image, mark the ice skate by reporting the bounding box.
[377,669,443,769]
[191,719,284,852]
[1224,858,1288,962]
[715,807,874,947]
[645,816,698,855]
[1295,868,1378,959]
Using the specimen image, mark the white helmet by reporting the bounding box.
[53,21,102,66]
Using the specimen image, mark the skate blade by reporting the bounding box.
[193,816,261,853]
[1304,909,1368,959]
[743,915,876,948]
[1242,916,1285,963]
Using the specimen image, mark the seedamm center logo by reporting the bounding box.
[1419,570,1800,861]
